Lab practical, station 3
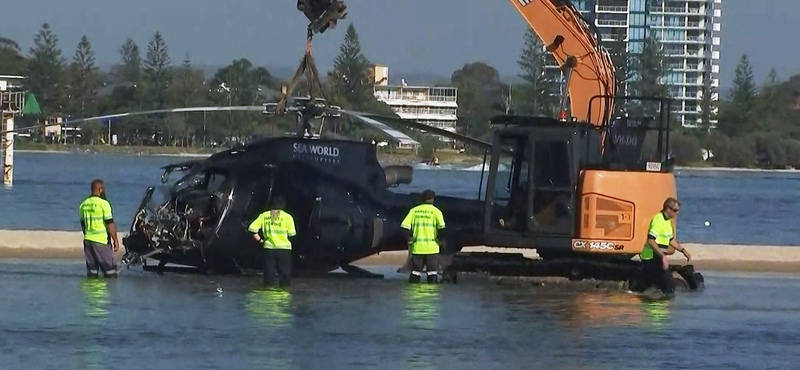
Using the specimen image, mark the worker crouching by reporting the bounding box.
[248,196,297,287]
[401,189,446,284]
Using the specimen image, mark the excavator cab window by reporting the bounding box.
[485,127,575,241]
[489,136,529,233]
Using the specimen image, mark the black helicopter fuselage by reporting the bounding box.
[122,136,485,275]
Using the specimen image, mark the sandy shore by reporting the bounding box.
[1,230,799,273]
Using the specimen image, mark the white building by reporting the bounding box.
[545,0,722,128]
[371,65,459,149]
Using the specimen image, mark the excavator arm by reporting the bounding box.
[508,0,617,126]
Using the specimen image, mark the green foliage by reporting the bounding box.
[143,31,171,110]
[719,54,757,137]
[11,23,800,169]
[607,30,632,113]
[629,34,669,117]
[516,29,557,116]
[26,23,67,116]
[327,24,373,110]
[0,36,27,75]
[669,131,701,165]
[66,35,101,118]
[451,62,505,139]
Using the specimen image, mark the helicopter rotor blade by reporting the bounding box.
[0,106,271,135]
[334,109,493,150]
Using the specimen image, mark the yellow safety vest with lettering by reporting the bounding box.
[79,196,113,245]
[248,210,297,250]
[640,211,673,261]
[401,203,446,255]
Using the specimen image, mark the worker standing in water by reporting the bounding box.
[78,179,120,278]
[638,197,692,295]
[248,196,297,287]
[401,189,446,283]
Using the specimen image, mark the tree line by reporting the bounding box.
[2,23,798,168]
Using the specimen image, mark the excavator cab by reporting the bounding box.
[481,96,676,258]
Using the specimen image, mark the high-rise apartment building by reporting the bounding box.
[544,0,722,127]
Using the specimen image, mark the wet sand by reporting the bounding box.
[1,230,799,273]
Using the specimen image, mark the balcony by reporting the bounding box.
[596,5,627,12]
[596,19,627,27]
[652,7,686,14]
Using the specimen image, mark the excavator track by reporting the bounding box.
[440,252,705,291]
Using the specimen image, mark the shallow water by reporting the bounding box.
[1,261,798,370]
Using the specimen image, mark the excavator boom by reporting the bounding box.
[508,0,617,126]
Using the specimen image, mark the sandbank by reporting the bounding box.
[1,230,798,274]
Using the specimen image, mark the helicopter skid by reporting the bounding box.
[441,252,705,292]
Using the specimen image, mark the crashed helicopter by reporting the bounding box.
[117,0,706,291]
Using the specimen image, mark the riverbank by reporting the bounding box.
[1,230,799,274]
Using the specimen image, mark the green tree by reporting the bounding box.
[113,38,142,84]
[167,53,207,146]
[66,35,101,118]
[698,84,717,132]
[0,36,27,75]
[143,31,171,110]
[516,28,557,116]
[630,34,668,103]
[607,31,632,113]
[327,23,374,110]
[755,68,792,133]
[451,62,505,141]
[719,54,757,137]
[26,23,67,116]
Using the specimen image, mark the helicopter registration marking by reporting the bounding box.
[572,239,624,251]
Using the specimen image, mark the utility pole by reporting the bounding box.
[1,91,22,186]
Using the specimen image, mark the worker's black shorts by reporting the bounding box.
[641,255,675,294]
[262,249,292,286]
[410,253,440,273]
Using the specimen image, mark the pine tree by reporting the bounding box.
[26,23,67,116]
[607,31,632,113]
[698,83,717,131]
[629,34,668,116]
[720,54,757,137]
[143,31,171,110]
[516,28,557,116]
[116,38,142,84]
[66,35,100,117]
[328,24,372,109]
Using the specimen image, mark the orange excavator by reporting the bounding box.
[438,0,701,290]
[339,0,700,289]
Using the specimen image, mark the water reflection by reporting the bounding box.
[640,297,671,330]
[401,284,442,369]
[80,278,109,321]
[245,287,295,369]
[402,284,442,331]
[556,291,673,330]
[246,287,294,328]
[77,278,110,370]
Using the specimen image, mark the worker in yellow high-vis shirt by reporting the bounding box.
[248,196,297,287]
[638,197,691,295]
[401,189,446,284]
[78,179,120,278]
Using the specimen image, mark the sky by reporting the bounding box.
[2,0,797,91]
